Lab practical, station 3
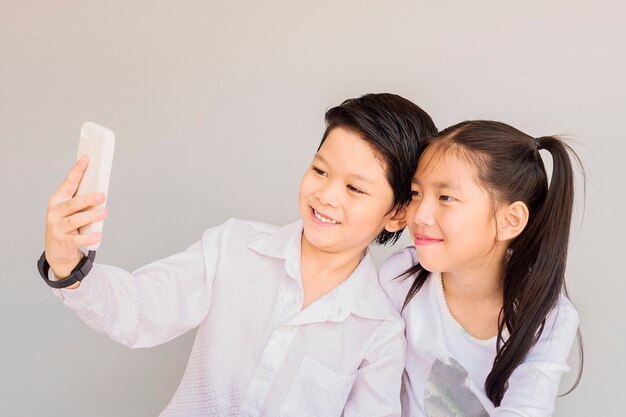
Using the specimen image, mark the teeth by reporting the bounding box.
[314,209,338,224]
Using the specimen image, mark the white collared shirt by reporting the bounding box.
[53,219,406,416]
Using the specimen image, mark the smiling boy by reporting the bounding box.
[40,93,437,416]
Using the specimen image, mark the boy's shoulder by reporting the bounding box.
[201,219,303,260]
[201,218,282,243]
[224,217,281,235]
[219,218,281,236]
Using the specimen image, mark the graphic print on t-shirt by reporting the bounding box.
[424,357,488,417]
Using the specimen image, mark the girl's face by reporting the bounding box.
[406,146,507,276]
[298,127,399,256]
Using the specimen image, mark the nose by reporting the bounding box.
[410,197,434,226]
[315,180,340,208]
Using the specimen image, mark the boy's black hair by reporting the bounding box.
[319,93,437,245]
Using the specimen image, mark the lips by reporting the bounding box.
[413,233,443,246]
[311,207,341,225]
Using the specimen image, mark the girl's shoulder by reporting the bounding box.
[378,247,418,312]
[527,294,580,363]
[547,294,580,337]
[379,246,417,280]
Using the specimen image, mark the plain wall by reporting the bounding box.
[1,1,624,415]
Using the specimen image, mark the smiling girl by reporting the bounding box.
[380,120,583,416]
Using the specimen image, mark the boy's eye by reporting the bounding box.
[439,195,456,202]
[347,184,364,194]
[312,166,327,177]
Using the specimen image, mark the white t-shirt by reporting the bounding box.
[379,247,579,417]
[53,219,406,417]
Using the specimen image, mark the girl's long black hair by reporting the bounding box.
[400,120,583,406]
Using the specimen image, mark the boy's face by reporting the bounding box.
[298,127,400,256]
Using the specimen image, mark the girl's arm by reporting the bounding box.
[493,298,580,417]
[342,319,407,417]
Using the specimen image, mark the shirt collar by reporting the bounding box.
[247,220,302,280]
[248,221,398,322]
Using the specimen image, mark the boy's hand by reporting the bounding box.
[44,156,108,287]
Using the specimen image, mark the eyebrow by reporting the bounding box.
[314,153,376,184]
[412,177,462,191]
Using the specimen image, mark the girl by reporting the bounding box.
[40,93,438,416]
[380,120,582,416]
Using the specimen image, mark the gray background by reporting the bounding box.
[1,1,623,416]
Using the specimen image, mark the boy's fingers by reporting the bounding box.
[61,208,108,233]
[49,156,89,208]
[68,232,103,248]
[53,192,105,219]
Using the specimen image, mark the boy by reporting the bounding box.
[39,93,437,416]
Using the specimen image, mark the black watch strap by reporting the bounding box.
[37,250,96,289]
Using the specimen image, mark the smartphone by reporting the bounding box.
[75,122,115,251]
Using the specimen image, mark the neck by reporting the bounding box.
[300,234,364,282]
[299,233,366,310]
[439,245,510,340]
[442,251,505,304]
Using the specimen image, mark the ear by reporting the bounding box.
[384,206,407,233]
[497,201,529,241]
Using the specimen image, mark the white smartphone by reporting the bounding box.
[75,122,115,251]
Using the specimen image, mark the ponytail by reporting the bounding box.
[486,136,582,404]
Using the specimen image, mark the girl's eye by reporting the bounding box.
[439,195,456,202]
[347,184,364,194]
[312,166,327,177]
[410,190,421,199]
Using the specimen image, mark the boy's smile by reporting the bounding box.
[311,208,341,225]
[298,127,399,257]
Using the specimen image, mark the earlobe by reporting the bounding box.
[498,201,529,241]
[385,206,407,233]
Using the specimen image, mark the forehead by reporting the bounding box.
[414,145,481,189]
[317,127,387,180]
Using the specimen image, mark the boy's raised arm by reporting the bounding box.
[44,159,219,348]
[53,239,215,348]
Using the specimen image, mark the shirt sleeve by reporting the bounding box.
[51,222,227,348]
[492,298,580,417]
[342,319,407,417]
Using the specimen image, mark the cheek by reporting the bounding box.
[406,202,418,218]
[341,197,362,218]
[455,213,497,244]
[352,198,394,228]
[298,172,315,196]
[404,203,419,228]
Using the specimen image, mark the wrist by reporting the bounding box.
[49,251,84,279]
[38,250,96,289]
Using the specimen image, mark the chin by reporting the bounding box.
[302,228,341,252]
[415,258,439,273]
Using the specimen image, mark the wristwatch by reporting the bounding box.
[37,250,96,289]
